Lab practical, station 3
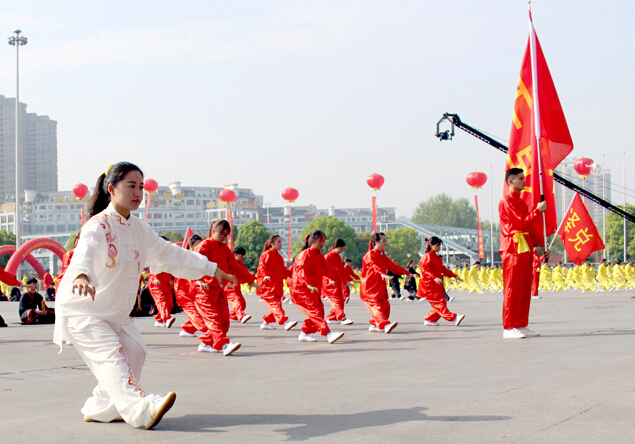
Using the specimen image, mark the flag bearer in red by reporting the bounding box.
[499,168,547,339]
[224,246,259,323]
[360,232,411,334]
[341,258,359,303]
[323,239,354,326]
[174,234,207,338]
[291,231,344,344]
[192,220,243,356]
[256,234,297,332]
[148,237,175,328]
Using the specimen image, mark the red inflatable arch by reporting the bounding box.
[4,238,67,279]
[0,245,47,279]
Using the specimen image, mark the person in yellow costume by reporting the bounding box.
[612,262,626,290]
[478,265,489,292]
[565,265,578,290]
[624,262,635,289]
[467,262,481,293]
[579,261,597,292]
[550,263,565,291]
[539,262,552,292]
[491,265,503,292]
[596,259,611,291]
[456,265,467,291]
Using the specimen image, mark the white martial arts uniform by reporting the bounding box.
[54,204,218,427]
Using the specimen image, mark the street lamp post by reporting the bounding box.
[7,30,27,275]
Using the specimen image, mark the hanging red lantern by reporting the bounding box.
[466,172,488,189]
[573,157,594,179]
[367,173,384,191]
[281,187,299,203]
[219,189,237,203]
[72,183,88,200]
[144,178,159,193]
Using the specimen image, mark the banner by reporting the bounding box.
[475,195,485,259]
[372,196,377,233]
[557,193,605,265]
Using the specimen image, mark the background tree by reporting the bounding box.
[605,204,635,261]
[353,231,373,268]
[412,193,477,228]
[292,216,360,264]
[0,230,16,268]
[235,220,273,270]
[160,230,184,243]
[385,227,421,266]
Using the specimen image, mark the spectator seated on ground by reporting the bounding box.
[45,281,56,302]
[19,277,55,325]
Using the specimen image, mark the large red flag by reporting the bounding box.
[505,11,574,240]
[557,193,605,265]
[181,227,194,249]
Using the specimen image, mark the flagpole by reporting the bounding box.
[528,3,548,253]
[548,193,577,250]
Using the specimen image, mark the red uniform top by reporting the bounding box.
[360,248,408,301]
[291,248,338,295]
[321,249,347,298]
[56,249,75,287]
[43,272,53,288]
[417,251,457,300]
[223,260,256,295]
[194,239,243,293]
[342,264,359,284]
[498,190,542,256]
[257,249,292,297]
[148,272,172,295]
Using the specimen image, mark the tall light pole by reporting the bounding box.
[7,30,27,265]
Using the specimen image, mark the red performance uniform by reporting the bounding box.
[43,272,53,290]
[322,250,348,321]
[256,249,292,325]
[291,248,338,336]
[56,249,75,295]
[417,251,458,323]
[194,239,244,350]
[174,277,207,335]
[360,248,408,330]
[499,190,542,330]
[148,272,173,323]
[223,261,256,321]
[341,264,359,300]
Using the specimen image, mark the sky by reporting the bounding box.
[0,1,633,222]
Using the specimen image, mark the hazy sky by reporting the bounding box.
[1,1,633,222]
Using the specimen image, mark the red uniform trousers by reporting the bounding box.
[194,287,231,350]
[175,291,207,335]
[225,286,247,321]
[502,252,533,330]
[260,294,288,325]
[531,267,540,297]
[423,296,457,322]
[150,289,173,323]
[362,295,391,330]
[325,295,346,321]
[291,290,330,336]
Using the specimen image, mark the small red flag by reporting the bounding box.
[182,227,194,249]
[557,193,605,265]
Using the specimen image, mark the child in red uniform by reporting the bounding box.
[175,234,208,337]
[256,235,297,331]
[224,247,259,323]
[291,231,343,344]
[323,239,353,325]
[148,238,175,328]
[341,258,359,303]
[192,220,244,356]
[418,237,465,327]
[360,232,412,333]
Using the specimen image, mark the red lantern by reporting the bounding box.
[466,172,488,189]
[281,187,299,203]
[367,173,384,191]
[573,157,594,179]
[219,189,237,203]
[144,178,159,193]
[72,183,88,200]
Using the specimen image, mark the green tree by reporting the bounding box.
[353,231,374,267]
[0,230,16,268]
[606,204,635,260]
[235,220,273,270]
[160,230,184,243]
[385,227,421,266]
[292,216,360,264]
[412,193,477,228]
[64,230,81,251]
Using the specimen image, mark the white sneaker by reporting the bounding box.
[240,314,251,323]
[326,319,340,324]
[399,295,407,301]
[179,330,196,337]
[260,322,276,330]
[341,318,354,325]
[65,341,73,346]
[327,331,344,344]
[298,332,317,342]
[455,314,465,326]
[448,296,455,303]
[154,321,166,327]
[518,327,540,337]
[368,325,382,332]
[197,344,217,352]
[423,321,439,326]
[503,328,526,339]
[165,317,176,328]
[284,320,298,331]
[532,295,542,299]
[222,342,241,356]
[145,392,176,429]
[384,322,398,334]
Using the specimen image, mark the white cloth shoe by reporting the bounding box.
[240,314,251,323]
[368,325,382,332]
[222,342,241,356]
[260,322,276,330]
[179,330,196,337]
[154,321,166,327]
[298,332,317,342]
[518,327,540,337]
[327,331,344,344]
[165,317,176,328]
[144,392,176,430]
[198,344,216,352]
[384,322,398,334]
[341,318,354,325]
[423,321,439,326]
[326,319,340,324]
[284,320,298,331]
[454,314,465,326]
[447,296,455,303]
[503,328,526,339]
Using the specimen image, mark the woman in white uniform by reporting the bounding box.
[54,162,237,429]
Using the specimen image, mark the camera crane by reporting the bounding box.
[435,113,635,224]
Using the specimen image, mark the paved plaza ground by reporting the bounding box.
[1,288,634,444]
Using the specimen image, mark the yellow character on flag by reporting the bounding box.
[564,211,580,233]
[568,228,593,252]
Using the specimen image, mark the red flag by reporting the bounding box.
[475,195,485,259]
[182,227,194,249]
[0,265,21,287]
[557,194,605,265]
[505,11,574,239]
